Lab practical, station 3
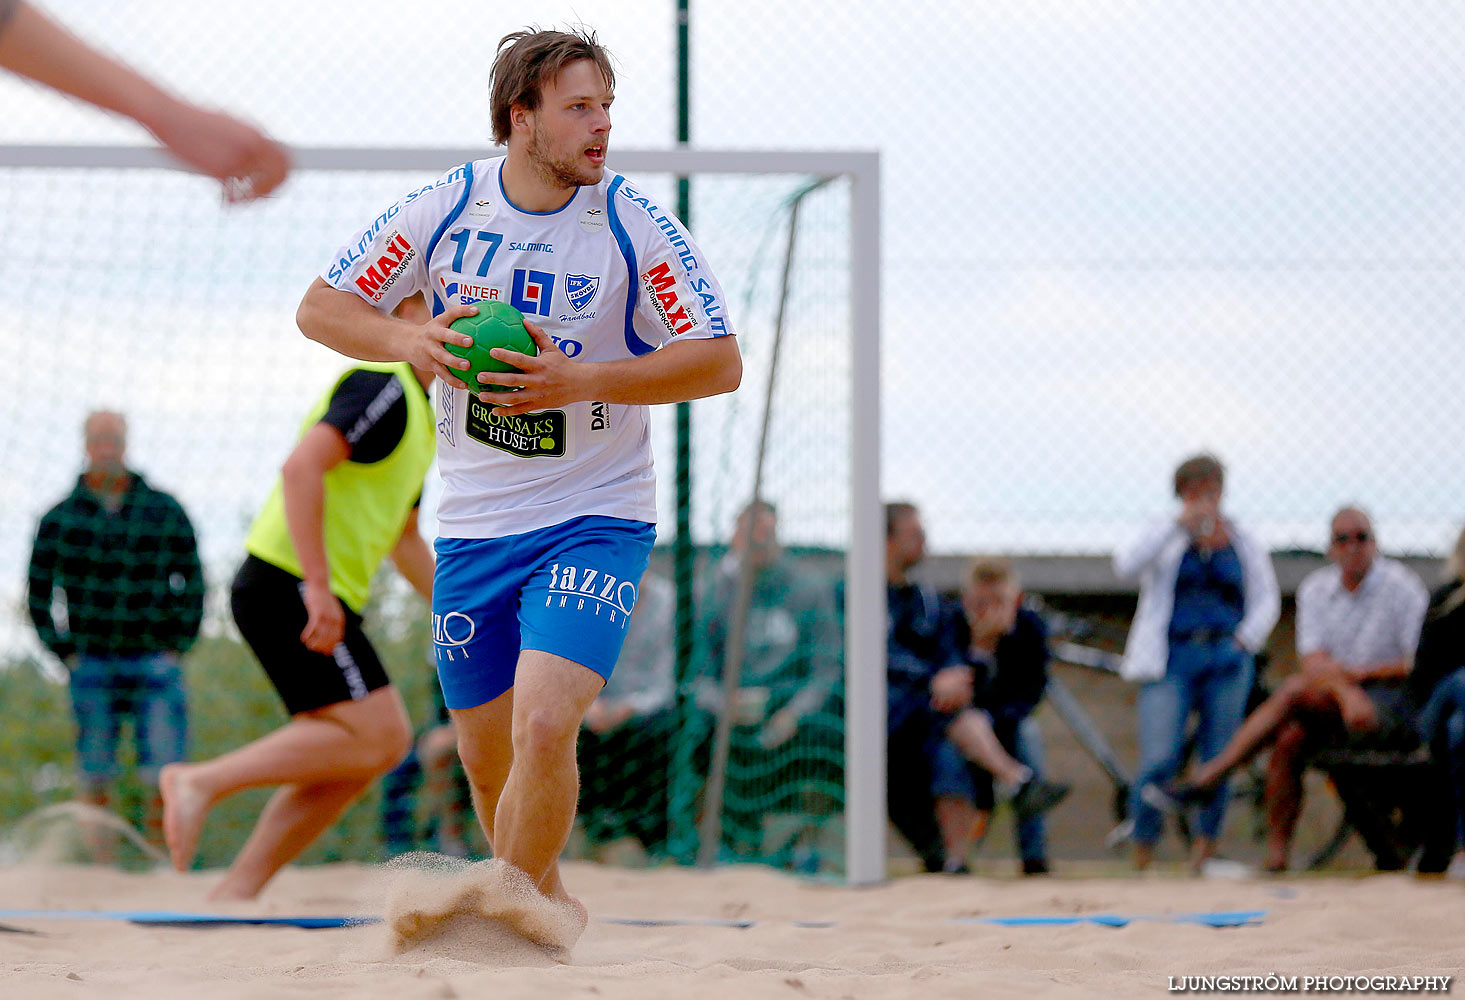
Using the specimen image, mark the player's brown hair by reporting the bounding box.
[1173,453,1225,497]
[490,28,615,146]
[885,501,919,538]
[967,556,1019,591]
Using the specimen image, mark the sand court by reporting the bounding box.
[2,859,1462,998]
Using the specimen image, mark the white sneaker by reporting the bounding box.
[1198,857,1251,880]
[1105,818,1134,850]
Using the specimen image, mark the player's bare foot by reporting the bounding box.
[387,878,482,946]
[159,763,211,873]
[564,894,589,936]
[491,863,588,949]
[206,882,261,903]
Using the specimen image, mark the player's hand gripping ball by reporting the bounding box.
[445,301,539,394]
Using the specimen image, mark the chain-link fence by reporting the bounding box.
[2,1,1462,873]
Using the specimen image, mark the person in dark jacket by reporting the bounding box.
[26,410,204,838]
[884,504,1067,874]
[929,556,1068,873]
[1411,526,1465,874]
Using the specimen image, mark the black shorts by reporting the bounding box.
[230,555,391,715]
[1357,681,1423,751]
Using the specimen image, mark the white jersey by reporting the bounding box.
[323,157,734,539]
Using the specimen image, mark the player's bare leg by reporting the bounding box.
[78,783,115,864]
[209,776,371,900]
[143,790,165,850]
[1188,676,1333,789]
[418,723,468,854]
[1262,719,1312,872]
[161,687,412,878]
[1189,836,1218,872]
[945,710,1027,786]
[491,650,602,913]
[451,691,515,848]
[934,796,982,872]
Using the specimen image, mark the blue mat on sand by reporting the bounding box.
[0,910,377,929]
[0,908,1264,930]
[955,910,1267,929]
[598,916,838,929]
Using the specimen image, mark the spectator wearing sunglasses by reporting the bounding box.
[1147,507,1428,872]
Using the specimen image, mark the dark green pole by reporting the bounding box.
[674,0,694,691]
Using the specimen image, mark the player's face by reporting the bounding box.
[886,511,926,572]
[963,581,1019,637]
[1178,478,1222,512]
[734,507,779,565]
[526,59,613,189]
[83,414,127,476]
[1329,510,1376,579]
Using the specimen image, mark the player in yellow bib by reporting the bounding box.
[161,303,436,899]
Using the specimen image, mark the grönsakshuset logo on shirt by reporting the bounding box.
[465,397,566,458]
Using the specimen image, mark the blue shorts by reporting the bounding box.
[70,652,188,785]
[930,734,989,804]
[432,515,657,710]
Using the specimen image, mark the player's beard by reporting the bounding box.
[528,122,602,189]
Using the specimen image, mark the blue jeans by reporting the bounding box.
[1013,716,1048,864]
[926,712,1050,864]
[1418,668,1465,849]
[70,652,189,786]
[1131,640,1254,845]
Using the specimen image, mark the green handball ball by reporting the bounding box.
[445,301,538,394]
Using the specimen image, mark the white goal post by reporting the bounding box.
[0,144,885,885]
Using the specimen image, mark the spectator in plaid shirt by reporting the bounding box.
[27,410,204,843]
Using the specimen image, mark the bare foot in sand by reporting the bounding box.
[537,889,589,947]
[565,895,589,937]
[388,882,481,944]
[159,763,211,873]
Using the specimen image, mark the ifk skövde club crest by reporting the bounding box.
[566,274,601,313]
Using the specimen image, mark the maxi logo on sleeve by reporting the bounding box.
[465,398,566,458]
[618,182,728,335]
[640,259,699,336]
[353,230,417,301]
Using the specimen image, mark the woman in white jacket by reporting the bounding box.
[1114,455,1279,871]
